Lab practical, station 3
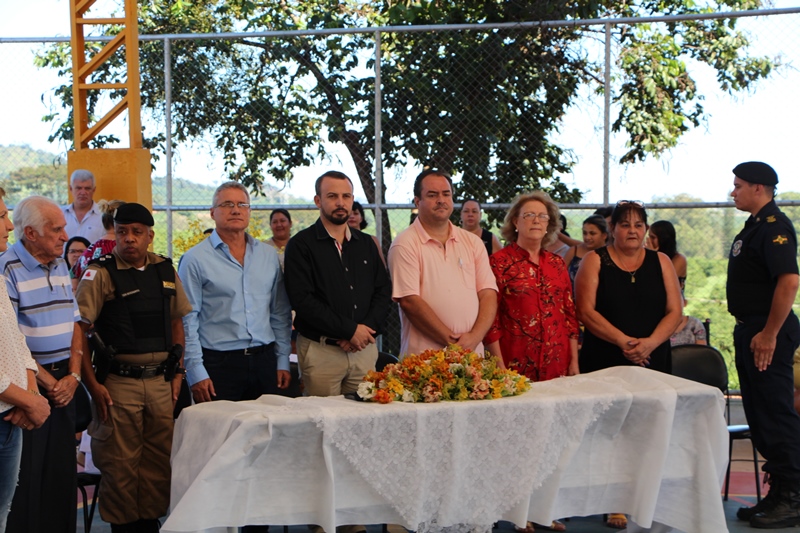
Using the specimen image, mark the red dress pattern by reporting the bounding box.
[485,242,579,382]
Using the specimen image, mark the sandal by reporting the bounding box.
[514,522,536,533]
[533,521,566,532]
[605,514,627,529]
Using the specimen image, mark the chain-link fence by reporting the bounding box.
[2,8,800,387]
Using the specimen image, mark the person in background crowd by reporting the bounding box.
[564,215,608,287]
[669,311,708,346]
[389,169,497,358]
[348,201,386,264]
[63,169,104,244]
[1,195,83,533]
[646,220,688,295]
[546,214,572,257]
[574,200,682,530]
[725,161,800,528]
[75,203,191,533]
[0,187,51,532]
[594,206,614,245]
[71,200,126,292]
[459,199,502,256]
[265,208,293,271]
[64,236,90,293]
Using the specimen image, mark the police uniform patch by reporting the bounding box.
[163,281,176,290]
[773,234,789,245]
[767,215,777,223]
[82,269,97,281]
[732,240,742,257]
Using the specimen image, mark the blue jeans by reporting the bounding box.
[0,412,22,533]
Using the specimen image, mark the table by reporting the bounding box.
[162,367,729,533]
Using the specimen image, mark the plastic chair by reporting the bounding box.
[76,472,101,533]
[670,343,761,502]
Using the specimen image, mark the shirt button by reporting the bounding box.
[350,286,354,290]
[354,304,358,309]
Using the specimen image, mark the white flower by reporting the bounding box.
[357,381,375,399]
[402,390,415,403]
[449,363,464,372]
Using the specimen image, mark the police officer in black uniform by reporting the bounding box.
[76,203,192,533]
[727,161,800,528]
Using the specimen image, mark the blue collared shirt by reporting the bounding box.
[0,241,80,364]
[178,231,293,386]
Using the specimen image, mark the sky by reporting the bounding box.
[0,1,798,205]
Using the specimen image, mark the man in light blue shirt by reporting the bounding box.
[179,182,292,407]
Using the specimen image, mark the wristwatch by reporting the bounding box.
[69,372,82,383]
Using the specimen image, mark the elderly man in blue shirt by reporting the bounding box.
[0,195,83,533]
[179,182,292,410]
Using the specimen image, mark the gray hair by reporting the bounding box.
[14,196,60,241]
[70,169,95,187]
[212,181,250,207]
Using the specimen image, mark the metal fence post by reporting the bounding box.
[373,29,383,352]
[164,37,173,257]
[603,21,611,206]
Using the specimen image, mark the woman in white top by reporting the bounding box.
[0,187,51,530]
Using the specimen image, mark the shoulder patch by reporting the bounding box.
[767,215,777,223]
[89,254,114,266]
[163,281,176,290]
[82,269,97,281]
[773,235,789,245]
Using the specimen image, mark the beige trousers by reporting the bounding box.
[297,335,378,396]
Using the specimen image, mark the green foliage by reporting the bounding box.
[0,163,68,205]
[34,0,776,237]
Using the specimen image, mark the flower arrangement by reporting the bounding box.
[357,344,530,403]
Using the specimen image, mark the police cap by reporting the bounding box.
[732,161,778,186]
[114,203,155,227]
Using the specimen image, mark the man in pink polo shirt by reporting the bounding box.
[388,169,498,358]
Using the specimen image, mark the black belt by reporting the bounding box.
[42,359,70,371]
[109,360,165,379]
[313,336,341,346]
[203,344,272,357]
[735,315,768,325]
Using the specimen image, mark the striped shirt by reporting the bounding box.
[0,241,80,364]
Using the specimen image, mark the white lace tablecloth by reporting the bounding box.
[162,367,728,533]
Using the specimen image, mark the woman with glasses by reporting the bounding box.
[484,191,576,532]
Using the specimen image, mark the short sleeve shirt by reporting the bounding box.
[76,250,192,327]
[388,219,497,357]
[727,201,798,317]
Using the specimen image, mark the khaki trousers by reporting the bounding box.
[90,373,173,524]
[297,335,378,397]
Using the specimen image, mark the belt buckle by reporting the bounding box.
[243,346,258,355]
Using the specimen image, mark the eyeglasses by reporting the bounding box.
[214,201,251,210]
[67,249,85,254]
[615,200,645,208]
[520,212,550,222]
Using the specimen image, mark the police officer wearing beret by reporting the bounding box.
[727,162,800,528]
[75,203,192,533]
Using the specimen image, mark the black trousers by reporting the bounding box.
[735,312,800,483]
[202,345,281,402]
[6,363,77,533]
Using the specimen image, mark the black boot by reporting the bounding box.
[111,523,139,533]
[737,476,780,521]
[751,479,800,529]
[135,519,161,533]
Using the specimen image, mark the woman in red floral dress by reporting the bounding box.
[485,191,579,382]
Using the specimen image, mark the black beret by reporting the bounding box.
[733,161,778,186]
[114,203,154,227]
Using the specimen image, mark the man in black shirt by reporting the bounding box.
[727,161,800,528]
[284,171,392,397]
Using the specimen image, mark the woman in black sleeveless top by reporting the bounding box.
[575,201,683,374]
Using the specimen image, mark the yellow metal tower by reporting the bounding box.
[66,0,152,207]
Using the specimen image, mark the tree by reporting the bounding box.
[36,0,775,240]
[2,164,69,204]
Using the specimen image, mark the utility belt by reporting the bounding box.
[109,359,167,379]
